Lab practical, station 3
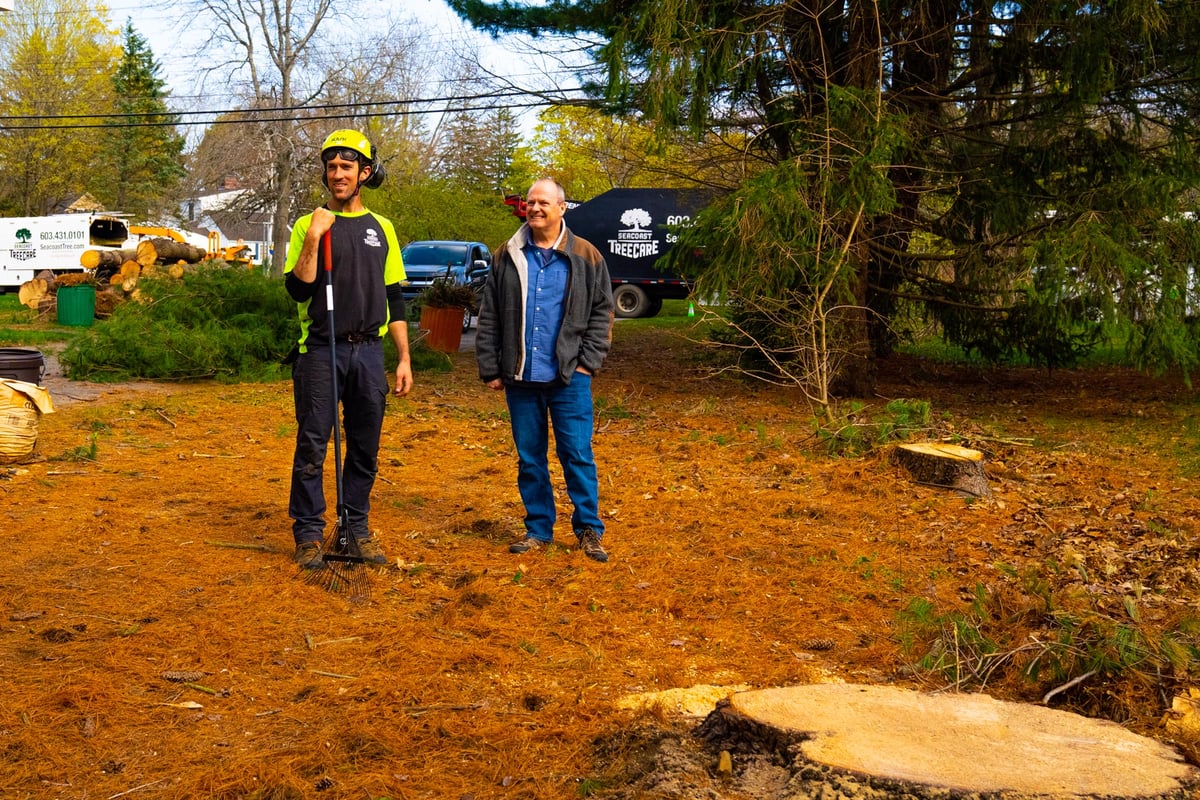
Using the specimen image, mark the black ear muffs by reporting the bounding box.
[364,149,385,189]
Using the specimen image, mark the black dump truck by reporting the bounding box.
[504,187,712,318]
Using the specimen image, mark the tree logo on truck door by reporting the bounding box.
[10,227,35,260]
[609,208,660,260]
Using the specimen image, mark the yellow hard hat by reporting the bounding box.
[321,129,372,162]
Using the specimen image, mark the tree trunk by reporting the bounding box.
[892,442,990,497]
[135,238,206,266]
[80,249,139,271]
[269,143,295,278]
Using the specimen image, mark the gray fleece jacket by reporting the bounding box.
[476,222,614,385]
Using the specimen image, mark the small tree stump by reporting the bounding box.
[893,442,990,497]
[699,684,1195,798]
[18,279,48,309]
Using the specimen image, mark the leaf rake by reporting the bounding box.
[297,228,375,602]
[305,516,373,602]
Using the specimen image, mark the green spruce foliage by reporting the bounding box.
[897,565,1200,704]
[97,21,186,218]
[452,0,1200,390]
[61,266,298,382]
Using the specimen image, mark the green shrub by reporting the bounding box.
[814,397,932,456]
[897,564,1200,700]
[61,266,298,382]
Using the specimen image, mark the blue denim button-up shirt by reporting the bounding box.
[522,244,568,383]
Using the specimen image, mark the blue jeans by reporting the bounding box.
[505,373,603,543]
[289,339,388,544]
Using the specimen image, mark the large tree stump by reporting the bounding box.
[699,684,1195,798]
[893,442,991,497]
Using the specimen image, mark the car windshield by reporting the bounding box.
[402,243,467,266]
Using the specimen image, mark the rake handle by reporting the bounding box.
[322,230,348,543]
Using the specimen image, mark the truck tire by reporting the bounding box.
[613,284,651,318]
[461,307,473,333]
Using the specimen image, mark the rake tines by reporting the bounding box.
[304,558,373,602]
[301,523,374,602]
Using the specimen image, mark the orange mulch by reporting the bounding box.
[2,324,1199,798]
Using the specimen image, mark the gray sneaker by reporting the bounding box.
[509,537,548,554]
[576,529,608,562]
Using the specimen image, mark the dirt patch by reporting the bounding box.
[2,324,1199,799]
[36,346,172,408]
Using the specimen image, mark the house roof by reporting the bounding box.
[53,193,106,214]
[207,208,272,243]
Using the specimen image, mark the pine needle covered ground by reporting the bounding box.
[2,323,1200,799]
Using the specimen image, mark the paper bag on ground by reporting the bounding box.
[0,379,55,464]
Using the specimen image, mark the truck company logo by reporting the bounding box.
[608,208,660,260]
[10,227,35,260]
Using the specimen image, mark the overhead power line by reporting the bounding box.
[0,87,568,121]
[0,88,596,130]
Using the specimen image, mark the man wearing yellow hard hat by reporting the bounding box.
[283,129,412,570]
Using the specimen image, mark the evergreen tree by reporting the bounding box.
[451,0,1200,392]
[483,107,524,195]
[440,107,523,195]
[99,21,186,219]
[441,109,490,188]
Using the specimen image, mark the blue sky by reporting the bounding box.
[105,0,552,105]
[102,0,576,140]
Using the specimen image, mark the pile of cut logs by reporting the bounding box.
[18,237,240,320]
[80,237,208,283]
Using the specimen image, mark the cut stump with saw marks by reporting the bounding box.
[700,684,1196,799]
[893,441,991,497]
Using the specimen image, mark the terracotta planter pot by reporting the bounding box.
[420,305,465,353]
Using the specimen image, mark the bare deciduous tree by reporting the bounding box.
[188,0,333,274]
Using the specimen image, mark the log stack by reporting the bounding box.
[134,237,206,267]
[19,234,222,322]
[78,236,208,310]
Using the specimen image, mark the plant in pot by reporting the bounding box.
[417,277,478,352]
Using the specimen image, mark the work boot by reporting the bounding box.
[355,533,389,566]
[509,536,548,554]
[293,541,324,570]
[576,529,608,563]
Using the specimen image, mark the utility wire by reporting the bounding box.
[0,87,583,122]
[0,97,596,131]
[0,88,596,130]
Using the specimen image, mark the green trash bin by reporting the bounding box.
[56,284,96,327]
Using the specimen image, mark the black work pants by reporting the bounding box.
[289,338,388,544]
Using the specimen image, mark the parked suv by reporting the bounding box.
[400,240,492,331]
